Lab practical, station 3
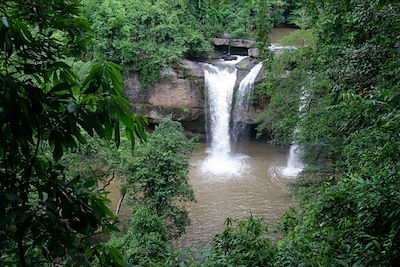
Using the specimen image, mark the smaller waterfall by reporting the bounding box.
[282,144,304,176]
[231,63,263,142]
[282,90,309,177]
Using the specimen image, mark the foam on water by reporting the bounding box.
[281,144,304,177]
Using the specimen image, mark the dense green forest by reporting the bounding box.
[80,0,293,85]
[255,1,400,266]
[1,0,399,266]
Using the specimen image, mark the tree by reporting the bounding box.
[108,205,170,266]
[82,0,212,87]
[105,118,195,265]
[0,0,146,265]
[256,0,274,65]
[208,217,275,267]
[124,118,196,239]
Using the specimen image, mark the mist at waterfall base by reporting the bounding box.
[281,144,304,176]
[200,57,264,177]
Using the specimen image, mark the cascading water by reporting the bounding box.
[282,89,309,177]
[281,143,304,176]
[201,56,248,176]
[204,64,236,157]
[231,63,263,142]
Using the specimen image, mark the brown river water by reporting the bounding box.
[174,142,295,249]
[270,27,298,43]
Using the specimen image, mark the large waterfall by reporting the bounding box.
[201,57,262,176]
[231,63,263,142]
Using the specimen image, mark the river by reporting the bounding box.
[270,27,298,43]
[175,142,294,249]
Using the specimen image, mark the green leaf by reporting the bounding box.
[126,129,136,150]
[49,82,71,94]
[74,130,87,145]
[53,138,63,161]
[3,192,19,203]
[334,259,350,267]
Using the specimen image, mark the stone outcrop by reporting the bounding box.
[211,38,259,58]
[177,59,204,78]
[236,57,265,87]
[124,59,207,135]
[212,38,256,48]
[248,47,260,58]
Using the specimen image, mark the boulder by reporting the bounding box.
[177,59,204,78]
[211,38,297,57]
[230,39,256,48]
[248,47,260,58]
[236,57,257,70]
[235,57,264,87]
[146,78,203,109]
[222,55,239,61]
[212,38,229,46]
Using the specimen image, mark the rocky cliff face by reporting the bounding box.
[124,59,207,135]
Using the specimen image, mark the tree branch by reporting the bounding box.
[101,171,115,191]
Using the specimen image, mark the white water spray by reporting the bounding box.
[231,63,263,142]
[201,57,248,176]
[281,144,304,177]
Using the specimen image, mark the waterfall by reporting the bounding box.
[231,63,263,142]
[201,56,248,176]
[282,89,309,177]
[281,144,304,176]
[204,64,236,157]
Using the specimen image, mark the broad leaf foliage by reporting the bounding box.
[0,0,146,265]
